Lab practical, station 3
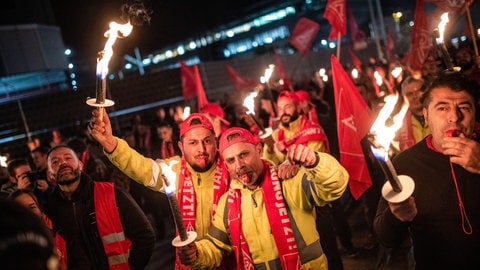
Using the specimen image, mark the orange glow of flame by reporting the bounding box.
[374,71,383,86]
[436,12,449,44]
[370,94,409,154]
[260,64,275,83]
[351,68,359,79]
[243,91,258,115]
[160,160,179,195]
[96,21,134,79]
[391,66,403,79]
[182,106,191,121]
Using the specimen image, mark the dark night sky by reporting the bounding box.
[50,0,262,61]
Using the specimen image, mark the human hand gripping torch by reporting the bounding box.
[86,20,133,118]
[368,94,415,203]
[160,160,197,247]
[243,91,272,139]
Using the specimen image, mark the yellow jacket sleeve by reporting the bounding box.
[105,137,181,192]
[283,151,349,208]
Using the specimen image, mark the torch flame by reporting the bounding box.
[264,64,275,83]
[351,68,359,79]
[374,70,383,86]
[370,93,409,158]
[243,91,258,115]
[182,106,191,120]
[391,66,403,79]
[436,12,449,44]
[96,21,134,79]
[160,160,179,196]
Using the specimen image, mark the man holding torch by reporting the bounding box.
[262,90,329,165]
[177,127,348,269]
[89,111,232,269]
[374,71,480,269]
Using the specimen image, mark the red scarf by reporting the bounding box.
[228,161,300,270]
[161,141,175,159]
[175,157,230,270]
[307,108,320,126]
[277,116,329,153]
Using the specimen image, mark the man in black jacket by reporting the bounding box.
[374,72,480,269]
[44,145,155,270]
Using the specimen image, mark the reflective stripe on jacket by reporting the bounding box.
[94,182,132,270]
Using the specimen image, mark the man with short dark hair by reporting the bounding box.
[178,127,348,269]
[374,71,480,269]
[89,110,233,269]
[44,145,155,270]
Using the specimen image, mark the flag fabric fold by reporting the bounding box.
[331,55,373,199]
[274,49,293,91]
[323,0,347,41]
[225,65,258,92]
[289,17,320,56]
[403,0,431,72]
[180,61,209,109]
[348,8,367,50]
[347,48,362,71]
[425,0,473,14]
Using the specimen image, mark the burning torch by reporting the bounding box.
[87,2,151,118]
[368,94,415,203]
[433,12,459,72]
[243,91,273,139]
[260,64,277,117]
[160,160,197,247]
[86,21,133,117]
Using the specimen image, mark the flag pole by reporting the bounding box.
[465,2,479,57]
[336,32,342,59]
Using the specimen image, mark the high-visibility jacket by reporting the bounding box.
[94,182,132,270]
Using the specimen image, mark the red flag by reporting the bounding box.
[323,0,347,40]
[274,49,293,91]
[347,48,362,71]
[225,65,258,92]
[348,9,367,50]
[289,17,320,55]
[425,0,472,13]
[331,55,373,199]
[404,0,431,72]
[180,61,208,108]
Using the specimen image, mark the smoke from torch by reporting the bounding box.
[87,1,151,117]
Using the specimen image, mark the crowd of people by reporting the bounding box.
[1,38,480,270]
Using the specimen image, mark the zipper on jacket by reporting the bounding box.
[251,191,257,208]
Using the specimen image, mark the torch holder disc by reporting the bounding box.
[171,231,197,247]
[259,127,273,140]
[381,175,415,203]
[86,98,115,107]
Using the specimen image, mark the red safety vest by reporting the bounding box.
[43,214,67,270]
[94,182,132,270]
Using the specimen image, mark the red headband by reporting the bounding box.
[218,127,260,154]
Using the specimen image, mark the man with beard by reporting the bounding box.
[263,90,329,168]
[374,72,480,269]
[263,90,355,268]
[454,43,480,85]
[89,111,232,269]
[44,145,155,270]
[177,127,348,269]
